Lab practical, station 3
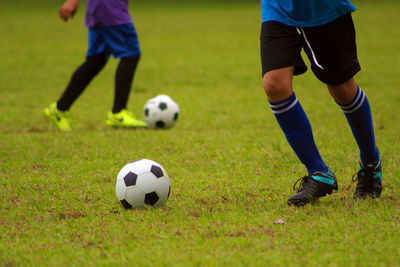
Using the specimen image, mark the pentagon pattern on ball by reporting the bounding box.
[123,172,138,186]
[145,191,159,206]
[120,199,132,209]
[156,121,165,128]
[116,159,171,209]
[158,102,167,110]
[150,165,164,178]
[143,95,179,129]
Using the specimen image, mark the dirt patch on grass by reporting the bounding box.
[58,211,86,220]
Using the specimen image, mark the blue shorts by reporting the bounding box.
[87,23,141,59]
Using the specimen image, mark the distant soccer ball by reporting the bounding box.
[116,159,171,209]
[143,95,179,129]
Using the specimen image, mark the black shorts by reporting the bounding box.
[260,13,361,85]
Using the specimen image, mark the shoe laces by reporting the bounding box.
[351,171,360,182]
[293,176,311,191]
[351,163,378,195]
[352,162,376,182]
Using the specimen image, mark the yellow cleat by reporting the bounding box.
[106,109,147,128]
[44,102,72,131]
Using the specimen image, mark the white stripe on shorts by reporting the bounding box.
[297,27,325,70]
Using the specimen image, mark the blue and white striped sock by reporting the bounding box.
[338,86,379,164]
[269,92,328,175]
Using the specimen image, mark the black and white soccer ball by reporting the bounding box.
[143,95,179,129]
[116,159,171,209]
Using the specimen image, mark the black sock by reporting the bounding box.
[112,55,140,114]
[57,53,108,111]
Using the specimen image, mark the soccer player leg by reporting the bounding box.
[113,55,140,114]
[264,71,338,206]
[328,80,379,165]
[45,52,107,131]
[329,81,381,199]
[101,23,141,113]
[105,55,146,127]
[57,27,109,112]
[57,53,108,112]
[45,27,108,131]
[261,21,328,176]
[300,13,381,198]
[261,21,338,205]
[102,24,145,127]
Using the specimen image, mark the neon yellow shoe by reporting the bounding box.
[44,102,72,131]
[106,109,147,128]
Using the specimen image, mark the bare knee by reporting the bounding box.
[262,67,294,102]
[327,78,358,105]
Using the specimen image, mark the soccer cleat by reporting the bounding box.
[44,102,72,131]
[353,157,382,199]
[106,109,147,128]
[287,168,338,206]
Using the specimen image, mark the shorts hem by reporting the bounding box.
[262,63,307,77]
[314,66,361,85]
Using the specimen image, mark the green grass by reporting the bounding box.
[1,1,400,266]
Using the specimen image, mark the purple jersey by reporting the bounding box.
[85,0,133,28]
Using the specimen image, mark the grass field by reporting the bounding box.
[1,0,400,266]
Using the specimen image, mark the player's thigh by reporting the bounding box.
[87,27,109,57]
[300,13,361,85]
[260,21,306,77]
[101,23,141,59]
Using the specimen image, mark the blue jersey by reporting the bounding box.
[261,0,356,27]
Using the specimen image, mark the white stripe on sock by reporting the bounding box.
[340,87,362,111]
[269,99,291,109]
[342,93,365,114]
[271,99,298,114]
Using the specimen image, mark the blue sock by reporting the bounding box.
[269,92,328,175]
[338,86,379,164]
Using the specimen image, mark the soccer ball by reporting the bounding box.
[143,94,179,129]
[116,159,171,209]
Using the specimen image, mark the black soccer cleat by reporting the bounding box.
[287,168,338,206]
[353,157,382,199]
